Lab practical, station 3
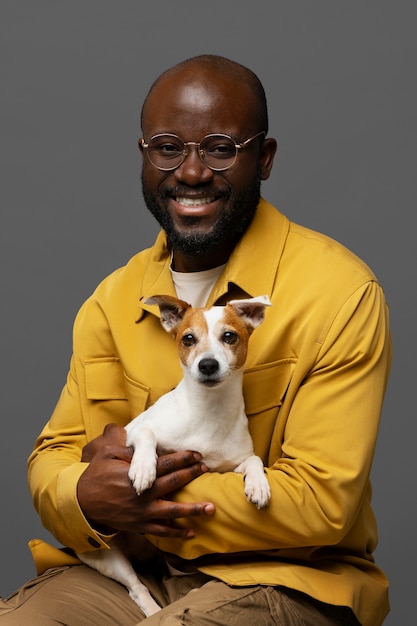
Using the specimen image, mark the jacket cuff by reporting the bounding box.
[56,462,117,552]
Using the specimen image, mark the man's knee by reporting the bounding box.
[142,581,271,626]
[142,582,360,626]
[0,565,144,626]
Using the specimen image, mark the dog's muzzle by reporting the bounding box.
[197,357,223,386]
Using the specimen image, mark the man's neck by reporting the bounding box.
[171,243,234,273]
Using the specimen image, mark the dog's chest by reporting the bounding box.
[153,404,255,471]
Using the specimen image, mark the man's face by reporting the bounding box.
[140,68,275,268]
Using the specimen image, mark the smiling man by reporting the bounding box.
[140,57,275,271]
[0,55,391,626]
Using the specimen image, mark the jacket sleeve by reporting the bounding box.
[150,280,392,559]
[27,295,128,553]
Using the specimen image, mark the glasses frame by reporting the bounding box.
[140,130,266,172]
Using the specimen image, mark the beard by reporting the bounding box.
[141,166,262,258]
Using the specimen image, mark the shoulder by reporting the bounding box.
[286,220,376,284]
[73,246,154,332]
[256,199,378,296]
[95,248,152,298]
[258,198,375,282]
[257,201,387,338]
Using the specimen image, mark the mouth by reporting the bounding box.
[198,371,230,387]
[159,184,230,220]
[200,378,222,388]
[173,195,219,218]
[176,196,216,208]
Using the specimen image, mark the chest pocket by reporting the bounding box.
[84,357,151,439]
[85,358,128,400]
[243,358,296,462]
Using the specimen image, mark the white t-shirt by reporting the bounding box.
[170,263,226,308]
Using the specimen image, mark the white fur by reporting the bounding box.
[78,295,271,617]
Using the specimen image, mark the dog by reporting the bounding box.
[77,294,271,616]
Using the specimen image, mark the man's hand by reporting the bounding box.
[77,423,215,538]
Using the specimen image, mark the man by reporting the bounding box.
[0,55,391,625]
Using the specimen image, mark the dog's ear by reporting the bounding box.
[228,295,272,331]
[144,295,191,334]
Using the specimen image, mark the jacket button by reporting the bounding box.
[88,537,101,548]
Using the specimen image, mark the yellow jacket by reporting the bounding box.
[28,199,391,626]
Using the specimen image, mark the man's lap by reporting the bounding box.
[0,564,359,625]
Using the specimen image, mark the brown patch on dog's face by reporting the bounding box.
[175,309,211,369]
[217,305,251,369]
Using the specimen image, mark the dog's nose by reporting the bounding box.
[198,358,219,376]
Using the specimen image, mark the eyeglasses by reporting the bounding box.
[140,131,265,172]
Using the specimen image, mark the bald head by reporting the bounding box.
[141,55,269,134]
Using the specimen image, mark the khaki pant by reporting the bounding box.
[0,564,359,625]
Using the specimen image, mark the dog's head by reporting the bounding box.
[145,295,271,386]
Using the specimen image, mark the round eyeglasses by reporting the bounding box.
[140,131,266,172]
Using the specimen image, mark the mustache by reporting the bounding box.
[161,185,231,199]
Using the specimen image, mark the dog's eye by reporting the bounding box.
[222,331,238,345]
[182,333,196,347]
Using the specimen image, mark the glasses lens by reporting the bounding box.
[200,135,237,169]
[147,135,184,169]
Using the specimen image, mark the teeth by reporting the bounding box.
[176,197,214,207]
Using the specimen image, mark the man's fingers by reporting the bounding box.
[163,501,215,519]
[102,423,128,445]
[156,450,204,476]
[152,461,208,499]
[141,501,215,537]
[146,499,215,523]
[142,520,194,538]
[81,424,128,462]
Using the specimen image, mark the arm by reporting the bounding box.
[150,281,392,558]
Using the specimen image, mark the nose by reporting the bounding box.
[174,145,214,186]
[198,357,219,376]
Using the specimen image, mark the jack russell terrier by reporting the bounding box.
[77,294,272,616]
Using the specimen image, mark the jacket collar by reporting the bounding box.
[136,198,289,320]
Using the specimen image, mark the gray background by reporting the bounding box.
[1,2,415,624]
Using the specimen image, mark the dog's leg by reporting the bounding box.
[234,455,271,509]
[78,543,161,616]
[125,425,158,495]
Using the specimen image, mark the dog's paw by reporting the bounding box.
[244,474,271,510]
[235,455,271,510]
[128,455,157,495]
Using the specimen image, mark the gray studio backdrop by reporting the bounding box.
[1,3,415,624]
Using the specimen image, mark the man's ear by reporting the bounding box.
[260,137,277,181]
